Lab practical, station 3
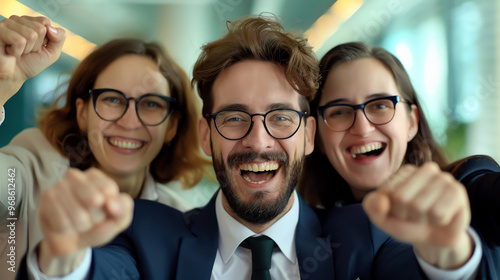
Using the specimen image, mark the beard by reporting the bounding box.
[213,149,304,225]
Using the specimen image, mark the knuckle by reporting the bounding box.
[408,200,424,213]
[428,205,443,220]
[42,187,60,202]
[25,29,38,41]
[33,24,47,36]
[74,211,91,227]
[86,192,105,208]
[12,36,26,48]
[391,192,408,205]
[35,16,51,25]
[424,161,440,172]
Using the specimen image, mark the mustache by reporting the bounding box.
[227,151,288,169]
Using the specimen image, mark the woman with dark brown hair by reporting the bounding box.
[299,42,500,273]
[0,15,214,278]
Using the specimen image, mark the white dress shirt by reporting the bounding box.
[211,190,301,280]
[139,171,194,212]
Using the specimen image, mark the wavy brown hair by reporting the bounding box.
[192,15,319,115]
[38,38,212,188]
[299,42,449,208]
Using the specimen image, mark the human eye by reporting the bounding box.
[326,106,349,118]
[218,111,248,126]
[100,93,126,107]
[368,99,392,111]
[102,97,121,103]
[140,98,167,110]
[267,110,296,127]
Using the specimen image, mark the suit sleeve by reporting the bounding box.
[324,205,426,279]
[89,200,187,279]
[450,156,500,246]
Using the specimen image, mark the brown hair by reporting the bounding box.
[38,38,212,188]
[192,15,319,115]
[299,42,449,208]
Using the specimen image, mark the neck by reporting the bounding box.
[351,187,372,201]
[103,168,147,198]
[222,193,295,234]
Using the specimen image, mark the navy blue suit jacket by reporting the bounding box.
[446,155,500,279]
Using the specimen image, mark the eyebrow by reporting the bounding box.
[322,93,392,106]
[216,104,249,112]
[215,102,297,112]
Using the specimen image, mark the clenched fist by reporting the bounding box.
[0,15,66,105]
[363,162,473,269]
[38,168,133,276]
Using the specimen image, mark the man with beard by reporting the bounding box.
[20,16,485,280]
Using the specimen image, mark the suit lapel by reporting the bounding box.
[176,195,219,280]
[295,196,335,280]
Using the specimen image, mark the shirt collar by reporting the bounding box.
[138,170,159,201]
[215,190,300,263]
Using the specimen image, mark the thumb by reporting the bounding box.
[45,25,66,57]
[106,193,134,229]
[362,191,391,224]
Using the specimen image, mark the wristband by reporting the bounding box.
[0,106,4,126]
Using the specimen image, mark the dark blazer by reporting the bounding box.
[17,194,433,280]
[445,155,500,247]
[320,204,425,280]
[445,155,500,279]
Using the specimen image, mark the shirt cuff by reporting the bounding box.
[0,106,4,126]
[27,246,92,280]
[416,227,482,280]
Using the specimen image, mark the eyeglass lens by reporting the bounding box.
[214,109,302,140]
[323,98,396,131]
[95,90,170,126]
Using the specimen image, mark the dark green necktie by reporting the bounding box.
[240,236,276,280]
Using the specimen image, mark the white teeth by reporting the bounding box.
[240,162,279,172]
[242,172,273,184]
[109,139,143,149]
[350,142,383,157]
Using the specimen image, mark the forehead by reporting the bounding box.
[212,60,301,112]
[94,54,169,96]
[322,58,399,102]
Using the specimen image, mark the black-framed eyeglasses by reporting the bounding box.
[89,88,175,126]
[317,95,410,132]
[205,109,307,140]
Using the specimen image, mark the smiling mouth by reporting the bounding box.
[108,138,144,150]
[239,162,280,184]
[349,142,386,159]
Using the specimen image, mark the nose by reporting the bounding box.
[348,109,375,136]
[240,116,275,153]
[115,101,142,129]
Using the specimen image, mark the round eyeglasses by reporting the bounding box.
[317,95,410,132]
[89,89,175,126]
[206,109,307,140]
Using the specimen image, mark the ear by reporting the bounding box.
[408,104,419,142]
[164,113,180,143]
[75,98,88,131]
[304,116,316,156]
[198,117,212,156]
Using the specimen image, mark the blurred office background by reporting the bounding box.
[1,0,499,162]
